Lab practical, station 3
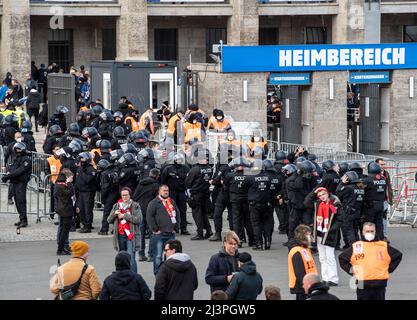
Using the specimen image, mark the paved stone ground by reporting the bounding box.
[0,207,416,300]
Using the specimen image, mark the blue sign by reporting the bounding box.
[349,71,391,84]
[269,73,311,85]
[222,43,417,73]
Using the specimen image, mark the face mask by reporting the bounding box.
[193,120,197,124]
[227,136,233,141]
[254,137,260,142]
[16,138,23,143]
[364,233,375,241]
[216,116,223,121]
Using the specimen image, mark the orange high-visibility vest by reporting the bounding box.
[288,246,317,289]
[183,122,202,144]
[91,148,102,168]
[124,116,140,132]
[207,116,231,132]
[220,139,242,147]
[350,241,391,281]
[167,114,181,136]
[247,140,267,151]
[47,156,62,184]
[139,113,154,135]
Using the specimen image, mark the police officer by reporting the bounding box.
[20,120,37,152]
[113,111,128,133]
[76,110,86,132]
[1,114,19,146]
[318,160,341,194]
[48,105,68,133]
[307,154,323,178]
[96,139,112,163]
[161,153,190,235]
[247,160,273,250]
[43,125,64,155]
[117,153,138,192]
[96,159,119,235]
[363,162,387,241]
[339,222,402,300]
[75,152,97,233]
[336,171,365,246]
[58,122,81,148]
[82,127,101,152]
[185,149,214,240]
[338,161,349,177]
[2,142,32,227]
[98,111,114,140]
[224,157,255,246]
[208,148,234,241]
[272,152,289,234]
[349,162,366,179]
[136,148,160,183]
[281,164,297,245]
[89,104,103,129]
[287,160,318,242]
[111,126,127,150]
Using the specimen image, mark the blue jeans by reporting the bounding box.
[139,219,153,258]
[56,216,70,248]
[118,235,137,274]
[151,232,175,275]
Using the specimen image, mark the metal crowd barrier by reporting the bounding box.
[0,173,40,220]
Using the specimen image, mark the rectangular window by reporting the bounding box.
[404,26,417,42]
[48,29,74,73]
[155,29,178,61]
[102,29,117,60]
[305,27,327,44]
[259,27,279,45]
[206,28,227,63]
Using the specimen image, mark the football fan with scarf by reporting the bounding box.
[108,187,142,274]
[304,187,342,287]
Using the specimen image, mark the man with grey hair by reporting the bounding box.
[303,273,339,300]
[339,222,402,300]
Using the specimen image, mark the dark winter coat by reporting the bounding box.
[54,173,75,218]
[287,174,317,210]
[205,248,240,292]
[146,196,180,234]
[306,282,339,300]
[5,154,32,184]
[74,164,97,193]
[99,252,151,300]
[225,261,263,300]
[316,170,340,195]
[22,132,37,152]
[154,253,198,300]
[133,177,159,214]
[26,89,41,110]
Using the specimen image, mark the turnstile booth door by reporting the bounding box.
[149,73,174,111]
[280,86,302,144]
[359,84,381,154]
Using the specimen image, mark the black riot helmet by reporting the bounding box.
[299,160,316,174]
[99,111,114,122]
[92,104,104,116]
[97,159,111,172]
[338,162,349,175]
[68,139,84,154]
[275,150,287,162]
[367,161,382,175]
[49,124,63,136]
[68,122,80,136]
[99,139,112,153]
[136,148,154,162]
[113,126,126,138]
[262,159,276,172]
[121,143,138,155]
[322,160,336,172]
[344,171,360,183]
[76,152,92,164]
[82,127,98,139]
[307,154,317,162]
[282,164,297,176]
[118,153,137,167]
[56,105,69,114]
[13,142,27,154]
[349,162,363,175]
[109,149,124,163]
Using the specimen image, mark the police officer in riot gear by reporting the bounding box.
[349,162,366,179]
[281,164,297,244]
[287,160,318,242]
[96,159,119,235]
[43,124,64,154]
[98,111,114,140]
[97,139,112,163]
[2,142,32,227]
[224,157,255,246]
[1,114,19,146]
[120,143,138,155]
[111,126,128,150]
[48,105,69,133]
[363,161,387,241]
[20,120,36,152]
[75,152,97,233]
[273,152,289,234]
[82,127,101,151]
[58,122,81,148]
[161,152,191,235]
[307,154,323,178]
[338,161,349,177]
[76,110,86,132]
[136,148,160,183]
[336,171,365,246]
[113,111,128,133]
[247,160,273,250]
[185,149,214,240]
[117,153,138,192]
[318,160,341,194]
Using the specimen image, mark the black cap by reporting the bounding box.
[115,251,131,271]
[238,252,252,263]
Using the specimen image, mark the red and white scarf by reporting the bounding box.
[159,196,176,223]
[316,200,337,233]
[118,199,134,240]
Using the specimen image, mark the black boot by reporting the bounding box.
[252,243,264,251]
[204,230,213,239]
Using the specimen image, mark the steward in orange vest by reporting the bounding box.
[247,135,268,157]
[183,113,204,145]
[166,112,184,145]
[207,109,231,132]
[139,109,155,135]
[338,223,402,300]
[46,147,62,218]
[288,224,317,300]
[185,104,208,127]
[124,110,140,133]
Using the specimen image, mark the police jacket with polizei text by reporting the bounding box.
[185,164,213,195]
[265,168,282,199]
[110,138,127,151]
[58,134,81,148]
[7,154,32,184]
[338,240,403,289]
[99,165,119,198]
[161,164,190,193]
[75,164,97,193]
[211,163,232,196]
[363,174,387,204]
[336,182,364,218]
[224,170,250,202]
[317,170,340,195]
[247,171,272,203]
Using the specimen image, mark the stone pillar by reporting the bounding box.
[116,0,148,61]
[332,0,365,44]
[307,71,347,151]
[1,0,31,83]
[227,0,259,46]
